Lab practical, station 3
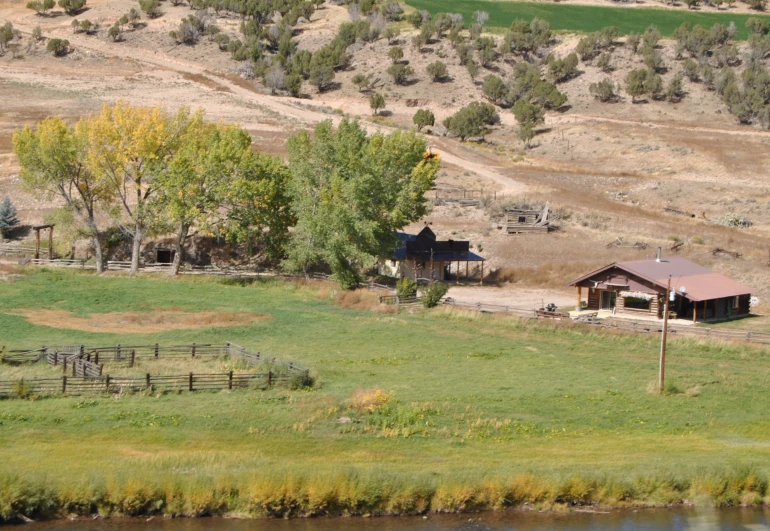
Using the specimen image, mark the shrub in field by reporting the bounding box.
[443,102,498,141]
[289,371,315,390]
[426,60,448,82]
[412,109,434,131]
[139,0,161,18]
[369,91,385,115]
[590,78,618,102]
[26,0,54,15]
[422,281,448,308]
[547,52,579,83]
[46,38,69,56]
[396,277,417,298]
[483,74,508,104]
[58,0,85,15]
[351,388,391,412]
[387,45,403,63]
[387,63,413,85]
[716,213,752,227]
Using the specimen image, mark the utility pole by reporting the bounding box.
[659,275,673,395]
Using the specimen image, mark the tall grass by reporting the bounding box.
[1,467,768,521]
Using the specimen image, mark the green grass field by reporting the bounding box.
[405,0,770,39]
[1,269,770,520]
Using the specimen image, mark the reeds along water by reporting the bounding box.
[2,468,768,522]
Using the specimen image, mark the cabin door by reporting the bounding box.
[600,290,617,311]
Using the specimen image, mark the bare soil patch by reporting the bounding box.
[7,309,270,333]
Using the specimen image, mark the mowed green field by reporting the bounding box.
[1,269,770,520]
[405,0,770,39]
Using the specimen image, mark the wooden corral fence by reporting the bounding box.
[0,370,286,399]
[0,244,42,258]
[0,342,309,399]
[30,259,86,268]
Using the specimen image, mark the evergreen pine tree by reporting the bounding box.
[0,197,19,238]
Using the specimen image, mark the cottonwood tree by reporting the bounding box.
[82,101,189,275]
[13,116,114,271]
[219,151,294,263]
[154,115,252,275]
[284,119,439,288]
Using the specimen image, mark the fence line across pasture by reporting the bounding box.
[438,299,770,345]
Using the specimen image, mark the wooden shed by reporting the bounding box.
[378,227,486,282]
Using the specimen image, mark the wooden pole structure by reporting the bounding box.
[480,262,484,285]
[48,227,53,259]
[659,275,672,395]
[577,286,582,310]
[34,228,40,259]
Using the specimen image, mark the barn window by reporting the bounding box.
[156,249,174,264]
[624,296,650,310]
[518,216,526,223]
[732,296,739,309]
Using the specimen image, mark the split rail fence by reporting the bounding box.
[0,342,308,399]
[439,300,770,345]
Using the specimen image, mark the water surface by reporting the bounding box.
[18,508,770,530]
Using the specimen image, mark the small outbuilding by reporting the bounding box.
[568,252,752,322]
[378,227,486,282]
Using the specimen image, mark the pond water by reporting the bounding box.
[17,508,770,531]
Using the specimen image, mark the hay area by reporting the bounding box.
[4,309,270,334]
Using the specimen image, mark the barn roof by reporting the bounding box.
[568,256,751,302]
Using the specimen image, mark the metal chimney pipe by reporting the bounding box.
[656,247,662,262]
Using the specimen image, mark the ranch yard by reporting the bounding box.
[1,268,770,520]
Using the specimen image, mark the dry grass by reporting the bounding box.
[334,290,399,314]
[4,309,269,334]
[488,262,606,288]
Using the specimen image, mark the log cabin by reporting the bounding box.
[568,250,752,322]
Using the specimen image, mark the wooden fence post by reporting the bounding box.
[267,371,272,388]
[63,357,67,373]
[105,374,110,392]
[192,343,196,358]
[228,370,233,390]
[146,373,151,391]
[117,344,121,359]
[54,351,58,367]
[79,345,84,357]
[130,349,135,368]
[94,353,99,365]
[189,372,194,392]
[72,360,76,377]
[62,375,66,394]
[154,343,159,358]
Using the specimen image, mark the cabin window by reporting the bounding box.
[732,296,739,309]
[624,296,650,310]
[518,216,526,223]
